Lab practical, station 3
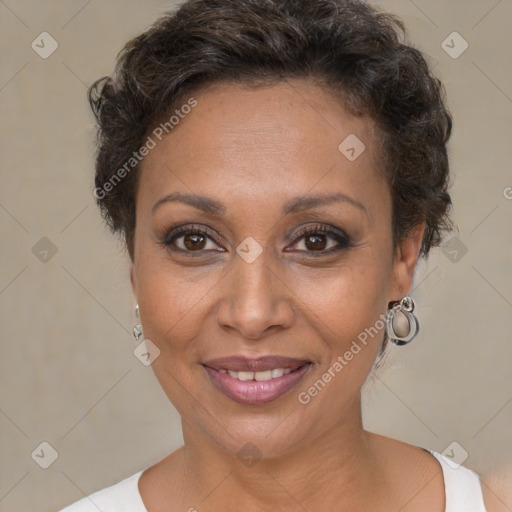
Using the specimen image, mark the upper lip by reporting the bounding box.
[203,356,310,372]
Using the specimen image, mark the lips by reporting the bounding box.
[203,356,312,405]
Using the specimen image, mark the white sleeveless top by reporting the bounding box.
[59,450,487,511]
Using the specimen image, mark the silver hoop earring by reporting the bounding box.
[133,303,143,341]
[386,296,419,346]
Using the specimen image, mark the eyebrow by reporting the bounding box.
[282,192,368,216]
[152,191,368,217]
[152,192,226,216]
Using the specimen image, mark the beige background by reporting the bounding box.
[0,0,511,510]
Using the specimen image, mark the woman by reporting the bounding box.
[61,0,490,510]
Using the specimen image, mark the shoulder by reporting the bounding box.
[58,470,146,512]
[481,469,512,512]
[367,432,445,511]
[366,432,486,511]
[425,449,486,511]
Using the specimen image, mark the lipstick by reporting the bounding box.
[203,356,312,405]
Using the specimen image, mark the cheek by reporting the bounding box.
[288,256,392,390]
[290,252,391,327]
[135,265,213,404]
[293,262,389,410]
[135,256,224,354]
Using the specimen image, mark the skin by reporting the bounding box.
[130,80,446,511]
[482,471,512,511]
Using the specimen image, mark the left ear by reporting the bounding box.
[389,222,425,301]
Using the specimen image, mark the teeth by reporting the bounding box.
[221,367,296,381]
[254,370,272,381]
[271,368,284,378]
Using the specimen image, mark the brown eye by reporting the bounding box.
[183,233,207,250]
[286,224,352,255]
[304,234,327,251]
[161,224,225,253]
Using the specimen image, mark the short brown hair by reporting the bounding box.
[89,0,453,263]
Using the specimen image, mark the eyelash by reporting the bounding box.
[290,224,352,255]
[159,223,352,256]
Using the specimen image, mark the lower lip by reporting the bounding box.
[203,364,312,405]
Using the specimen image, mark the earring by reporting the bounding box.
[386,296,419,346]
[133,303,143,341]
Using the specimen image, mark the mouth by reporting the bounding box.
[218,367,295,381]
[202,356,312,405]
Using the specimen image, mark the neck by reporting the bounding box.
[173,397,384,510]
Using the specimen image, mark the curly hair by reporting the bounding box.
[89,0,453,265]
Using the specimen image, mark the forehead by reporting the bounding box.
[138,80,387,214]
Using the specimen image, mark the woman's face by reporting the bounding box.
[131,80,422,458]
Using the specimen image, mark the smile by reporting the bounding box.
[219,368,293,381]
[203,356,312,405]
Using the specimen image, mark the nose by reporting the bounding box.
[216,255,295,340]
